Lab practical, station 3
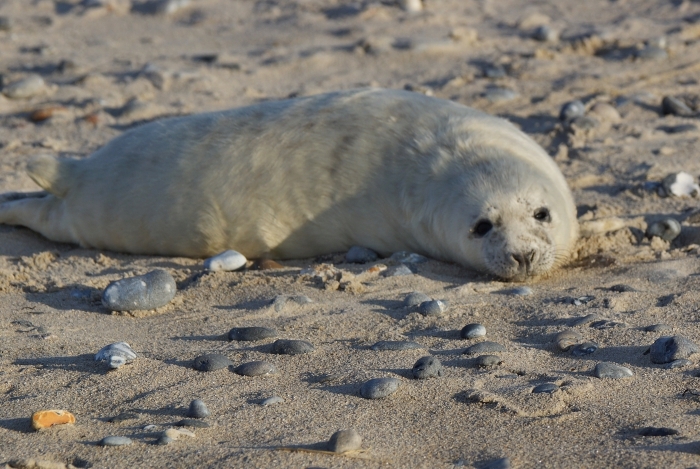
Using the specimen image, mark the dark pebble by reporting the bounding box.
[461,323,486,339]
[371,340,422,351]
[345,246,379,264]
[559,100,585,121]
[475,354,502,367]
[228,326,278,342]
[638,427,679,437]
[360,377,400,399]
[532,25,557,42]
[571,342,598,356]
[176,419,210,428]
[650,336,699,364]
[464,341,506,355]
[609,284,638,292]
[418,300,447,316]
[102,269,176,311]
[186,399,209,419]
[482,63,506,78]
[235,360,276,377]
[193,353,233,372]
[271,339,314,355]
[646,219,681,242]
[662,96,694,117]
[594,362,633,379]
[532,383,559,394]
[412,356,443,379]
[404,291,431,307]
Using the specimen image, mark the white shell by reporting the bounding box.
[203,250,247,272]
[95,342,137,369]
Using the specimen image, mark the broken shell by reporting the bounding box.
[31,409,76,430]
[95,342,137,369]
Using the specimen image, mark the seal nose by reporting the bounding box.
[511,250,535,274]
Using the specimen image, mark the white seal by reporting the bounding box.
[0,89,578,280]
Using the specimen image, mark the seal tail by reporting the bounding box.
[26,154,75,198]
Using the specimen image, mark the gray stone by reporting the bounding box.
[186,399,209,419]
[532,383,559,394]
[571,342,598,356]
[418,299,448,316]
[228,326,278,342]
[475,354,502,367]
[345,246,379,264]
[661,96,694,117]
[646,219,681,242]
[412,356,443,379]
[271,295,287,312]
[261,396,283,406]
[559,100,585,121]
[235,360,276,377]
[360,377,400,399]
[102,269,176,311]
[371,340,422,351]
[532,25,558,42]
[176,419,210,428]
[461,323,486,339]
[271,339,314,355]
[463,341,506,355]
[650,336,699,364]
[555,330,582,351]
[482,63,506,78]
[508,286,532,296]
[404,291,431,308]
[203,250,247,271]
[383,265,414,277]
[594,362,634,379]
[2,74,46,99]
[609,284,637,292]
[327,428,362,453]
[192,353,233,372]
[100,436,133,446]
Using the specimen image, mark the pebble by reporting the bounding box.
[360,377,400,399]
[555,330,582,351]
[271,339,314,355]
[203,250,247,272]
[102,269,176,311]
[508,286,532,296]
[571,342,598,356]
[228,326,278,342]
[483,88,517,103]
[594,362,634,379]
[270,294,313,312]
[192,353,233,372]
[261,396,283,406]
[665,359,692,369]
[382,264,414,277]
[327,428,363,453]
[31,409,76,430]
[660,172,699,198]
[635,45,667,60]
[645,324,671,333]
[404,291,431,307]
[100,436,132,447]
[661,96,694,117]
[650,336,699,364]
[154,0,192,15]
[156,435,174,445]
[2,75,46,99]
[646,219,682,242]
[532,383,559,394]
[589,102,621,122]
[371,340,422,351]
[390,251,428,264]
[95,342,137,369]
[572,313,600,326]
[345,246,379,264]
[638,427,679,437]
[418,300,448,316]
[176,419,210,428]
[461,323,486,339]
[186,399,209,419]
[532,25,558,42]
[559,100,585,121]
[482,63,506,78]
[399,0,422,12]
[475,354,502,367]
[609,284,637,293]
[235,361,276,377]
[412,356,443,379]
[463,341,506,355]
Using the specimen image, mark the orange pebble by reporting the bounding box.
[31,409,76,430]
[30,105,68,122]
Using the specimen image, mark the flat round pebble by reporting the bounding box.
[2,74,46,99]
[371,340,422,351]
[360,377,400,399]
[650,336,699,364]
[327,428,362,453]
[192,353,233,372]
[645,324,671,333]
[555,330,582,351]
[475,354,502,367]
[418,300,447,316]
[102,269,176,311]
[186,399,209,419]
[271,339,314,355]
[594,362,634,379]
[559,100,585,121]
[235,360,276,377]
[261,396,283,406]
[203,250,247,271]
[571,342,598,356]
[412,356,443,379]
[345,246,378,263]
[100,436,133,447]
[646,219,681,242]
[404,291,431,307]
[176,419,210,428]
[463,341,506,355]
[532,383,559,394]
[461,323,486,339]
[228,326,278,342]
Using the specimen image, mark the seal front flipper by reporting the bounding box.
[26,154,77,198]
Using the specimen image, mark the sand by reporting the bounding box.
[1,0,700,467]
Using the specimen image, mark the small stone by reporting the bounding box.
[418,300,447,316]
[100,436,132,446]
[30,105,70,123]
[661,96,695,117]
[571,342,598,356]
[345,246,379,264]
[31,410,76,430]
[2,75,46,99]
[390,251,428,264]
[271,339,314,355]
[571,313,600,326]
[102,269,176,311]
[508,286,532,296]
[650,336,699,364]
[532,383,559,394]
[555,330,582,351]
[228,326,278,342]
[404,291,431,307]
[589,102,621,122]
[475,354,502,367]
[665,359,692,369]
[95,342,137,369]
[153,0,191,15]
[635,45,667,60]
[532,25,558,42]
[594,362,634,379]
[399,0,422,12]
[176,419,210,428]
[383,264,414,277]
[371,340,422,351]
[412,356,443,379]
[203,250,247,272]
[360,377,400,399]
[186,399,209,419]
[192,353,233,372]
[483,88,517,103]
[235,361,276,377]
[261,396,283,406]
[461,323,486,339]
[559,100,585,121]
[609,284,637,292]
[271,295,287,312]
[646,219,682,242]
[156,435,174,445]
[482,63,506,78]
[645,324,671,333]
[638,427,679,437]
[660,172,699,198]
[463,341,506,355]
[327,428,363,453]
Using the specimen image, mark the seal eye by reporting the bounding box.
[534,207,551,222]
[472,220,493,237]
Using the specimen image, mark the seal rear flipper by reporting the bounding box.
[0,194,75,244]
[26,154,76,198]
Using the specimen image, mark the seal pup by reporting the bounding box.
[0,88,577,281]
